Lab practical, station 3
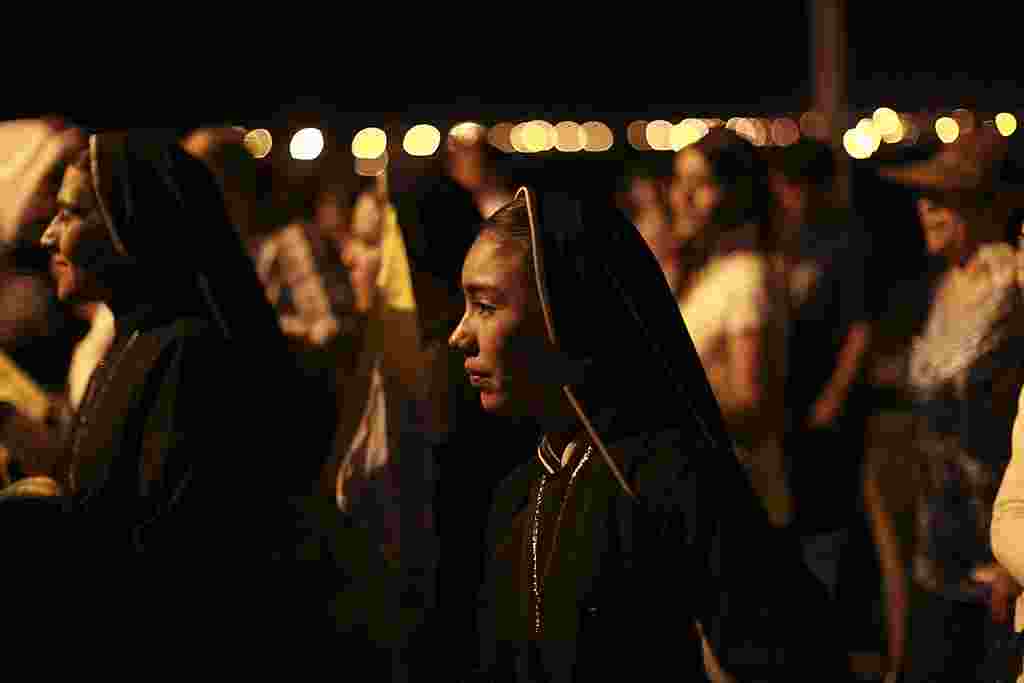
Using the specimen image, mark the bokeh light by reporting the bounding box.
[856,118,882,154]
[403,124,441,156]
[843,128,873,159]
[290,128,325,160]
[582,122,614,151]
[669,119,708,151]
[645,120,674,151]
[487,122,515,153]
[872,108,901,138]
[554,121,586,152]
[628,121,651,150]
[351,127,387,159]
[880,116,905,144]
[935,116,960,143]
[514,120,555,153]
[997,112,1018,136]
[242,129,273,159]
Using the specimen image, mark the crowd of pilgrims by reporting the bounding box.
[2,117,1024,681]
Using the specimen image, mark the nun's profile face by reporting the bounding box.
[450,231,553,417]
[39,163,118,303]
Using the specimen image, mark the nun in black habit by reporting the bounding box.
[450,187,851,681]
[0,130,380,653]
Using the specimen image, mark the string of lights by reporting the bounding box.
[236,108,1021,174]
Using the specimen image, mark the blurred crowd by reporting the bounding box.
[2,114,1024,682]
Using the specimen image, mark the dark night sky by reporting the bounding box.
[4,5,1018,129]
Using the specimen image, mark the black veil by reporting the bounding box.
[88,131,325,491]
[89,131,286,353]
[519,185,849,678]
[521,186,736,490]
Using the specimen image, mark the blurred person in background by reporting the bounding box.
[673,128,794,532]
[256,169,441,676]
[878,124,1024,683]
[620,170,684,298]
[0,118,90,423]
[393,122,528,679]
[767,138,879,651]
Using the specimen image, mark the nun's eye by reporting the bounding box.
[474,302,496,316]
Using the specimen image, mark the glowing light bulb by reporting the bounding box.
[872,107,901,137]
[669,119,708,151]
[645,120,673,151]
[291,128,324,160]
[843,128,872,159]
[554,121,586,152]
[935,117,960,144]
[582,122,613,152]
[403,124,441,156]
[351,127,387,159]
[243,129,273,158]
[997,112,1017,137]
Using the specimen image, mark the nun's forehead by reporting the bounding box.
[57,163,98,210]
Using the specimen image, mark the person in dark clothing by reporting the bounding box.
[0,129,385,665]
[769,140,879,650]
[450,186,851,681]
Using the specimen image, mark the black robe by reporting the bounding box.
[472,188,852,682]
[0,132,377,662]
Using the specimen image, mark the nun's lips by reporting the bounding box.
[466,365,492,388]
[468,373,490,388]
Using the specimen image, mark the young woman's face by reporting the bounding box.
[449,232,554,417]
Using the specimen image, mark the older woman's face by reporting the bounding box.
[39,164,118,303]
[449,232,553,417]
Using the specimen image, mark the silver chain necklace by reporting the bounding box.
[530,442,593,636]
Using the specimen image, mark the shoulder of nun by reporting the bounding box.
[614,428,711,500]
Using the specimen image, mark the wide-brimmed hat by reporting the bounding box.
[879,124,1024,203]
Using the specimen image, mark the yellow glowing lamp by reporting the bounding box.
[243,129,273,159]
[582,122,613,152]
[291,128,325,160]
[996,112,1017,137]
[403,125,441,157]
[935,117,960,144]
[351,127,387,160]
